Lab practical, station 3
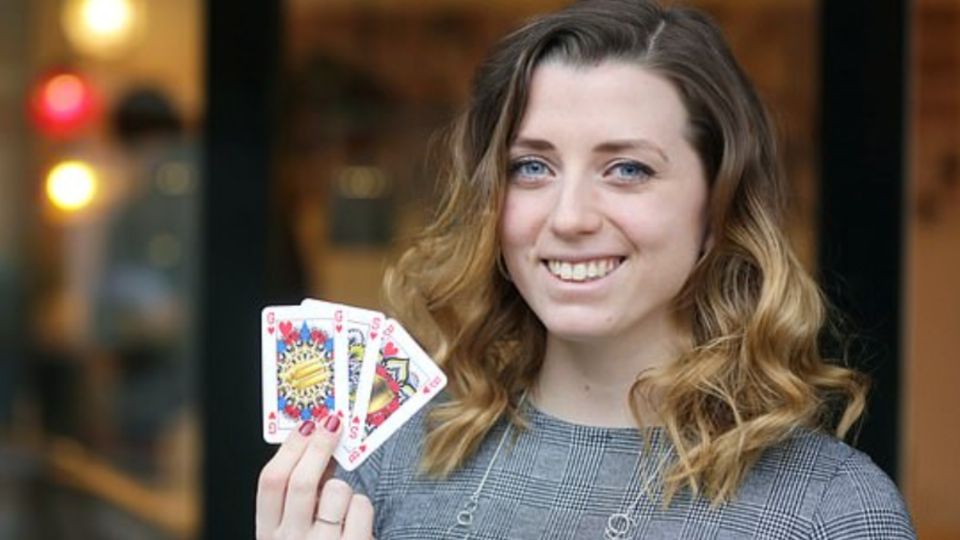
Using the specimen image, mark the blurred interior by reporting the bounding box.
[0,0,957,538]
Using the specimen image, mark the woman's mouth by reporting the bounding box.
[543,257,624,282]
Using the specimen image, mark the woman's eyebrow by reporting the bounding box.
[510,137,669,163]
[594,139,670,163]
[510,137,555,151]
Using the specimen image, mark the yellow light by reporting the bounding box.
[336,167,390,199]
[46,161,98,211]
[82,0,133,37]
[62,0,143,59]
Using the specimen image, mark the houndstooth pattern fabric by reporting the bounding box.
[337,402,915,539]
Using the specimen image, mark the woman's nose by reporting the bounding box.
[548,176,603,237]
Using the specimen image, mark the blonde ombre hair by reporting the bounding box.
[382,0,867,504]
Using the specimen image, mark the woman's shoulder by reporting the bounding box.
[760,429,901,496]
[747,429,916,538]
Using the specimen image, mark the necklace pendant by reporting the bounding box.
[446,516,472,540]
[604,512,635,540]
[455,508,475,527]
[446,495,480,539]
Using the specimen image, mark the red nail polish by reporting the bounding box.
[299,420,316,436]
[323,414,340,432]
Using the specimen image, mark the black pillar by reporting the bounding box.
[819,0,906,481]
[201,0,280,537]
[0,0,29,428]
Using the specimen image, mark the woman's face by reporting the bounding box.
[500,60,709,344]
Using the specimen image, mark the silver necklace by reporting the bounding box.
[446,393,673,540]
[446,393,528,539]
[603,447,674,540]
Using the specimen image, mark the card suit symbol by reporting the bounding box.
[279,320,293,337]
[359,444,367,453]
[267,326,275,335]
[370,331,378,340]
[268,412,276,420]
[423,386,431,394]
[384,342,399,357]
[336,324,343,333]
[285,404,300,419]
[352,416,360,424]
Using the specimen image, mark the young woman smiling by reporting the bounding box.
[255,1,915,538]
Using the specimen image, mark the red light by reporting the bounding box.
[45,75,86,117]
[29,70,99,138]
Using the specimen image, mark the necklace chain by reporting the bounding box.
[602,447,673,539]
[449,394,519,536]
[446,393,672,540]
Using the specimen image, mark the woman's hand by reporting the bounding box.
[256,416,375,539]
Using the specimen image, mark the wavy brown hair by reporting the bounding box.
[382,0,867,504]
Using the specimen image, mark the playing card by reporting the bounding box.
[301,299,385,450]
[340,317,447,470]
[261,304,348,444]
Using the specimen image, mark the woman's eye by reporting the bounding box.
[509,159,551,181]
[609,161,655,182]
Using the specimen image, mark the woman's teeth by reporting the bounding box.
[545,257,622,282]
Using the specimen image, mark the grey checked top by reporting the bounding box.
[337,402,915,539]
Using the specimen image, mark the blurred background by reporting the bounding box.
[0,0,957,538]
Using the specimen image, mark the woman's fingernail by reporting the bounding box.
[299,420,316,436]
[323,414,340,432]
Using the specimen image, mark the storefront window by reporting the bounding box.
[904,1,960,537]
[0,0,203,537]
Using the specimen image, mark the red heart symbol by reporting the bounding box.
[370,331,378,339]
[267,326,274,335]
[424,386,431,394]
[352,416,360,424]
[268,412,276,420]
[335,324,343,333]
[384,342,399,357]
[359,445,367,453]
[279,320,293,337]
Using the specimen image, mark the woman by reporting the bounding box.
[256,1,915,538]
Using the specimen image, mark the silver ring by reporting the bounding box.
[315,516,341,526]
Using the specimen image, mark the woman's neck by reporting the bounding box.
[531,318,688,428]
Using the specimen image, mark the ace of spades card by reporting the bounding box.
[261,304,348,444]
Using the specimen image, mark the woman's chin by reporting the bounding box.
[540,320,622,344]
